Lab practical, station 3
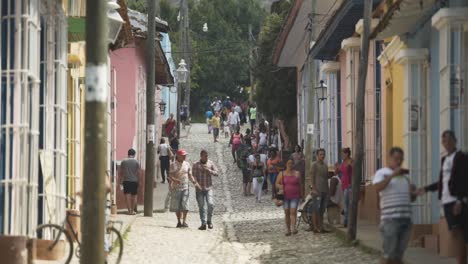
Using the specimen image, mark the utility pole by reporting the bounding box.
[82,0,108,263]
[248,24,255,102]
[348,0,372,242]
[177,0,184,138]
[144,0,157,217]
[305,0,317,195]
[183,0,191,117]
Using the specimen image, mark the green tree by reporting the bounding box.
[254,0,297,146]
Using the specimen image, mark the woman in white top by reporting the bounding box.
[158,138,172,184]
[258,129,268,152]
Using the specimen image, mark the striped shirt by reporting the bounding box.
[192,160,218,191]
[373,168,411,220]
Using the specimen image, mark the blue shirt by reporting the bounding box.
[206,111,213,119]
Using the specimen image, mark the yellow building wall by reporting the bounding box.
[391,63,405,151]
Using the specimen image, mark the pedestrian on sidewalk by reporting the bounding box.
[249,103,257,131]
[119,149,140,215]
[223,120,230,138]
[211,112,221,143]
[170,135,179,152]
[229,128,243,163]
[158,138,172,184]
[306,149,330,233]
[239,146,253,196]
[276,158,303,236]
[267,149,281,199]
[373,147,418,264]
[169,149,200,228]
[228,107,240,134]
[257,127,268,153]
[164,113,176,138]
[418,130,468,264]
[251,153,266,203]
[192,150,219,230]
[335,147,353,228]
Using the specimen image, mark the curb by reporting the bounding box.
[329,225,381,256]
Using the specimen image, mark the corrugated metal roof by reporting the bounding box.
[309,0,380,61]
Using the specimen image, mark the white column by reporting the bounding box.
[433,7,468,150]
[395,48,429,224]
[321,62,340,164]
[341,37,361,153]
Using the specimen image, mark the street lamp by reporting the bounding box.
[176,59,188,84]
[107,0,124,44]
[203,23,208,32]
[315,80,327,101]
[158,100,167,115]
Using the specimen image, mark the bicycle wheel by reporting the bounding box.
[36,224,73,264]
[106,226,123,264]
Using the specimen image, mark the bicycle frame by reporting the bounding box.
[63,210,82,247]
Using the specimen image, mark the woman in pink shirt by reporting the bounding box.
[276,159,302,236]
[335,147,353,227]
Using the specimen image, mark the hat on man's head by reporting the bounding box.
[177,149,188,156]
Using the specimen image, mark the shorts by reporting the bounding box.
[181,115,187,122]
[443,201,465,230]
[123,181,138,195]
[283,198,300,209]
[242,168,252,183]
[230,124,237,132]
[213,128,219,137]
[232,143,240,152]
[172,189,189,212]
[380,218,412,260]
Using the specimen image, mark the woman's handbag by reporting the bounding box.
[275,172,285,200]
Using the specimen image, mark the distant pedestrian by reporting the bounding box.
[206,109,213,134]
[158,138,172,184]
[234,104,242,125]
[192,150,219,230]
[223,96,232,110]
[164,113,176,138]
[306,149,330,233]
[249,104,257,131]
[244,128,253,147]
[211,98,222,113]
[291,145,305,165]
[228,107,240,134]
[169,149,200,228]
[257,128,268,152]
[373,147,417,264]
[251,154,266,203]
[119,149,140,215]
[223,120,230,138]
[276,158,302,236]
[239,146,253,196]
[170,135,179,152]
[229,128,243,163]
[211,112,221,142]
[419,131,468,264]
[180,105,188,129]
[335,147,353,228]
[267,149,281,199]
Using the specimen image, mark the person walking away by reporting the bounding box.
[180,105,188,129]
[373,147,417,264]
[170,135,179,153]
[307,149,330,232]
[234,104,243,125]
[158,138,172,184]
[327,171,342,225]
[240,146,253,196]
[267,149,281,199]
[276,159,303,236]
[418,130,468,264]
[251,154,266,203]
[212,98,222,113]
[211,112,221,143]
[335,147,353,227]
[206,109,214,134]
[244,128,253,147]
[228,107,240,135]
[119,149,140,215]
[229,128,243,163]
[169,149,200,228]
[249,104,257,131]
[223,96,232,110]
[258,128,268,153]
[164,113,176,138]
[192,150,218,230]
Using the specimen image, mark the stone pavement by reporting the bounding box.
[107,124,378,264]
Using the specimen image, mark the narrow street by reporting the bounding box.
[109,124,377,264]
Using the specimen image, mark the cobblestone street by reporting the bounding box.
[109,124,378,264]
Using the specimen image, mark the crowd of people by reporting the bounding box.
[121,96,467,264]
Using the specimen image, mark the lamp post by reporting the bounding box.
[176,59,188,138]
[315,80,327,149]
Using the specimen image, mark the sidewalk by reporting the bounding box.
[332,221,456,264]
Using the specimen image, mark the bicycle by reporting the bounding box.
[35,196,124,264]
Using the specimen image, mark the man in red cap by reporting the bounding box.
[169,149,200,228]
